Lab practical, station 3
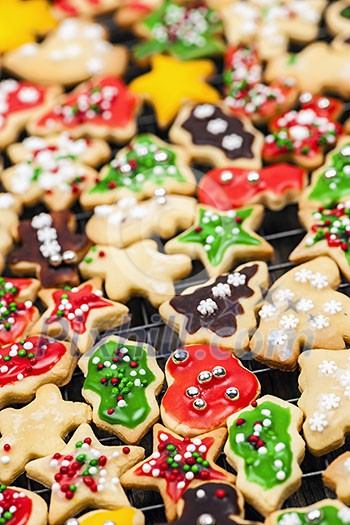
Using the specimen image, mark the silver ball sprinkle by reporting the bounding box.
[247,171,260,183]
[341,146,350,157]
[299,92,313,104]
[186,386,200,398]
[62,250,78,264]
[306,509,323,523]
[197,513,216,525]
[198,370,212,383]
[196,489,206,499]
[49,253,63,267]
[317,98,330,109]
[172,349,189,364]
[212,366,226,378]
[220,170,233,183]
[193,398,207,410]
[324,168,337,179]
[120,163,132,173]
[225,387,240,400]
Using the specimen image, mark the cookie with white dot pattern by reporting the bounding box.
[0,486,47,525]
[265,499,350,525]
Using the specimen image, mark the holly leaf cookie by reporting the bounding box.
[326,0,350,36]
[3,18,128,87]
[27,76,139,143]
[0,486,47,525]
[129,55,220,128]
[80,134,196,209]
[224,395,305,517]
[9,211,91,288]
[198,165,307,211]
[65,507,145,525]
[0,193,22,274]
[161,344,260,436]
[265,499,350,525]
[78,335,164,443]
[159,261,268,351]
[121,424,235,521]
[323,452,350,505]
[0,384,91,485]
[31,279,129,354]
[25,423,144,525]
[52,0,122,18]
[169,103,263,168]
[79,240,191,307]
[164,205,273,277]
[250,257,350,371]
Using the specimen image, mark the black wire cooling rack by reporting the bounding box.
[2,2,350,523]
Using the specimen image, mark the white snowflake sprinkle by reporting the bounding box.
[275,288,295,304]
[294,268,312,283]
[259,304,276,319]
[310,315,330,329]
[267,330,288,347]
[344,386,350,399]
[339,371,350,387]
[197,298,218,316]
[212,282,231,299]
[295,298,314,313]
[279,314,299,330]
[309,272,329,289]
[319,393,341,410]
[318,360,338,375]
[309,411,328,432]
[323,300,342,314]
[227,272,246,287]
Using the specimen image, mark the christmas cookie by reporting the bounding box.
[164,205,273,277]
[31,279,129,354]
[129,55,219,128]
[85,194,196,247]
[133,0,224,62]
[161,344,260,436]
[224,395,305,516]
[121,424,235,521]
[79,240,191,307]
[263,94,343,170]
[66,508,145,525]
[0,193,22,274]
[298,349,350,455]
[0,384,91,485]
[78,335,164,443]
[0,486,47,525]
[223,44,298,125]
[250,257,350,371]
[265,499,350,525]
[27,76,139,143]
[3,19,128,86]
[0,80,60,149]
[326,0,350,36]
[159,261,268,351]
[0,335,77,409]
[9,211,91,289]
[198,165,307,211]
[169,103,263,168]
[323,452,350,504]
[25,423,144,525]
[80,134,196,209]
[115,0,161,27]
[52,0,122,18]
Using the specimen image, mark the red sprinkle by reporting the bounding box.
[83,437,92,445]
[123,447,130,454]
[236,418,245,427]
[3,444,11,451]
[107,408,115,415]
[251,401,258,407]
[215,489,226,499]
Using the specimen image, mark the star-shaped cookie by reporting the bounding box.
[0,383,91,485]
[0,486,47,525]
[129,54,219,128]
[67,507,145,525]
[26,423,144,525]
[323,452,350,504]
[164,205,273,277]
[79,240,192,307]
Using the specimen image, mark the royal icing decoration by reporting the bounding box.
[0,486,33,523]
[0,79,46,132]
[273,504,350,525]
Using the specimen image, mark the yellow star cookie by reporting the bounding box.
[129,55,220,128]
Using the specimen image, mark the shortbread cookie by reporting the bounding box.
[263,94,343,170]
[53,0,122,18]
[224,395,305,516]
[0,335,77,409]
[298,349,350,455]
[326,0,350,36]
[3,18,128,86]
[67,508,145,525]
[25,423,144,525]
[115,0,161,27]
[198,165,307,211]
[79,240,191,307]
[80,134,196,209]
[31,279,129,354]
[121,424,235,521]
[250,257,350,370]
[0,193,22,273]
[164,205,273,277]
[323,452,350,504]
[159,261,268,351]
[169,103,263,168]
[129,55,219,128]
[265,499,350,525]
[78,335,163,443]
[9,211,91,288]
[0,486,47,525]
[224,45,298,125]
[0,384,91,485]
[27,76,139,143]
[161,344,260,436]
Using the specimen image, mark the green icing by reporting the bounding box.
[133,0,224,61]
[287,53,298,65]
[89,134,186,194]
[228,401,293,490]
[341,6,350,18]
[277,506,350,524]
[84,341,156,429]
[178,207,261,266]
[308,143,350,206]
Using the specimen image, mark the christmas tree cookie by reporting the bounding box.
[266,500,350,525]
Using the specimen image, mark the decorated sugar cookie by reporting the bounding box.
[161,344,260,436]
[224,395,305,516]
[80,134,196,209]
[9,211,91,288]
[28,77,139,143]
[0,384,91,485]
[25,423,144,525]
[78,335,164,443]
[169,103,263,168]
[323,452,350,505]
[3,18,128,86]
[164,205,273,277]
[53,0,122,18]
[31,279,129,354]
[66,508,145,525]
[0,193,22,273]
[115,0,162,27]
[129,55,219,128]
[159,261,268,351]
[265,499,350,525]
[79,240,191,307]
[326,0,350,36]
[121,424,235,521]
[0,486,47,525]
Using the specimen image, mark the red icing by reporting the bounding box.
[198,164,306,210]
[162,345,260,430]
[0,487,32,525]
[36,77,137,130]
[0,278,37,346]
[0,336,66,387]
[0,80,46,130]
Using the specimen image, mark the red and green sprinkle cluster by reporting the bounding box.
[0,279,31,332]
